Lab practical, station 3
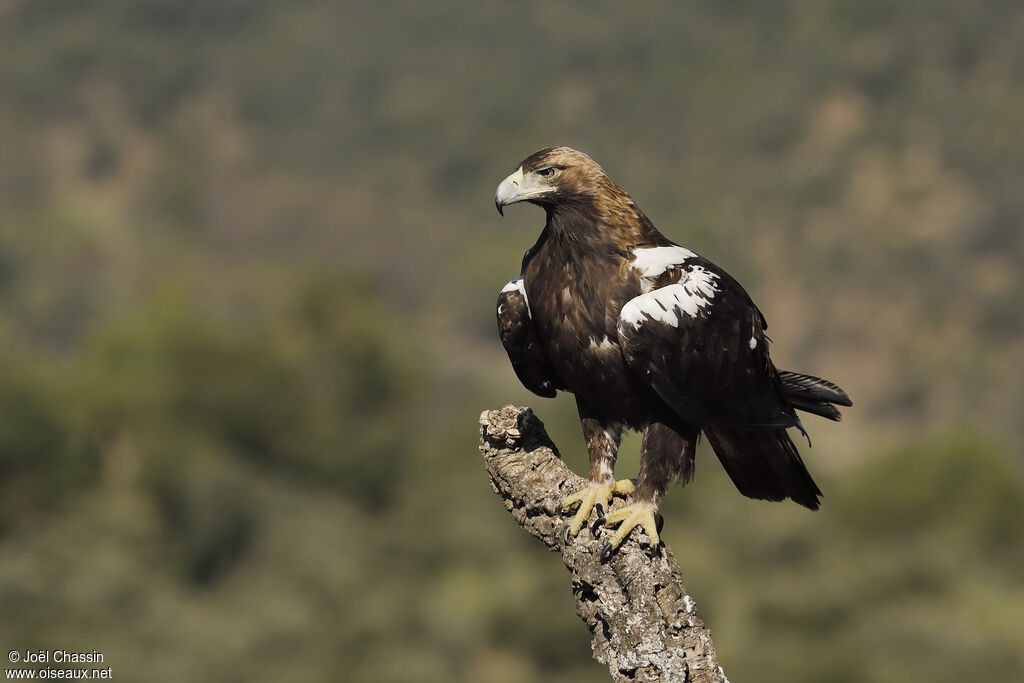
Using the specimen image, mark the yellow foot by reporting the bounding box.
[600,502,661,558]
[561,479,635,542]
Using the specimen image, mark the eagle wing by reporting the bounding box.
[616,258,795,429]
[497,278,557,398]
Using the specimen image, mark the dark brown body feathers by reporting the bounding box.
[496,147,850,509]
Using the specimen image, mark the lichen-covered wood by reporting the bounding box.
[480,405,728,683]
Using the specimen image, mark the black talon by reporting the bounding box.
[598,542,614,562]
[590,504,606,533]
[656,514,665,534]
[562,523,573,546]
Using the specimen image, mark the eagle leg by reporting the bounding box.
[601,501,661,550]
[599,421,695,555]
[561,409,632,542]
[561,479,635,541]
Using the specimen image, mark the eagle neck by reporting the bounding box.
[543,198,667,255]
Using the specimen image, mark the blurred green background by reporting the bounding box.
[1,1,1022,681]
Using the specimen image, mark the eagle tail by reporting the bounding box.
[778,370,852,422]
[703,425,822,510]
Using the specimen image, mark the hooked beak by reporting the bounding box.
[494,167,550,215]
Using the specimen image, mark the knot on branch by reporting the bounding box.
[480,405,727,683]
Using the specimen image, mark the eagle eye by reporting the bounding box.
[537,167,556,177]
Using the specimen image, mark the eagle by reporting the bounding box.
[494,147,851,559]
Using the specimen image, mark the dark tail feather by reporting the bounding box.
[779,370,852,422]
[704,425,822,510]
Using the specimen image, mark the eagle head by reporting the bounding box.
[494,146,611,216]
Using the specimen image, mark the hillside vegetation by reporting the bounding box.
[0,2,1022,681]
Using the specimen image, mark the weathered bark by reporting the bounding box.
[480,405,728,683]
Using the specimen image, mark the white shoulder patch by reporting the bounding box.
[500,277,530,315]
[501,277,527,298]
[619,265,719,330]
[629,245,698,283]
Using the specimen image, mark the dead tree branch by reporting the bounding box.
[479,405,728,683]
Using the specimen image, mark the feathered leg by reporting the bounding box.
[561,400,634,542]
[602,421,696,555]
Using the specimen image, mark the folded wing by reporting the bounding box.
[616,259,824,509]
[616,260,795,429]
[497,278,557,398]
